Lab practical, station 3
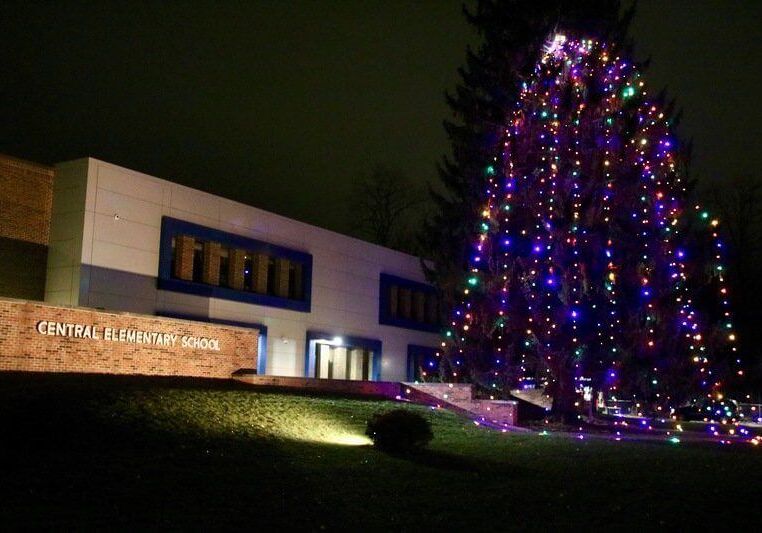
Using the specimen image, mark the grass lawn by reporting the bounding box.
[1,372,760,531]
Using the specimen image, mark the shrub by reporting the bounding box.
[365,409,433,453]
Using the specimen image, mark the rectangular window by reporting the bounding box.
[379,273,440,332]
[266,256,276,296]
[219,247,230,288]
[389,285,399,317]
[171,240,308,297]
[407,345,442,382]
[170,236,177,277]
[159,216,313,312]
[192,241,204,283]
[288,262,303,300]
[243,254,253,291]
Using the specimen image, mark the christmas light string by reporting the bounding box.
[443,36,742,423]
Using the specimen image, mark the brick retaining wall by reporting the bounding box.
[0,298,258,378]
[235,374,402,398]
[403,382,519,427]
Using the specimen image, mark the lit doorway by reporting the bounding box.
[305,332,381,381]
[315,343,373,380]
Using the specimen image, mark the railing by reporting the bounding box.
[737,403,762,424]
[598,399,635,416]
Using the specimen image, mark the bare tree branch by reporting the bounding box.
[349,165,423,250]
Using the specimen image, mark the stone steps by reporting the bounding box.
[402,382,522,429]
[233,375,524,430]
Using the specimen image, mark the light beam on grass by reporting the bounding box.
[262,410,371,446]
[323,432,372,446]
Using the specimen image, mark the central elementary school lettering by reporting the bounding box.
[35,320,221,351]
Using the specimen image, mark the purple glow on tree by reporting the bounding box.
[442,36,740,418]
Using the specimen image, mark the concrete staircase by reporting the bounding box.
[401,382,523,430]
[232,373,525,430]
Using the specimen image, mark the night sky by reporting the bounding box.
[1,1,760,237]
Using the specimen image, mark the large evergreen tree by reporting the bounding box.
[422,0,633,311]
[442,35,741,421]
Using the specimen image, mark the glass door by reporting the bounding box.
[315,343,372,380]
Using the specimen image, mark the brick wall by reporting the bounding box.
[403,383,519,426]
[174,235,194,280]
[274,258,289,297]
[251,253,268,293]
[235,374,403,399]
[202,241,221,285]
[0,298,258,379]
[0,154,54,246]
[228,249,246,290]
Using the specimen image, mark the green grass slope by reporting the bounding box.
[1,372,760,531]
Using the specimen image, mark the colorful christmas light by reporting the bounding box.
[443,36,741,416]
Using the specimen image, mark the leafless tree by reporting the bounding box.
[706,176,762,286]
[705,176,762,385]
[350,165,423,250]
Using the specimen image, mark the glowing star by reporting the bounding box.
[544,34,567,56]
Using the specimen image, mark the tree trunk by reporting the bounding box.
[550,368,578,424]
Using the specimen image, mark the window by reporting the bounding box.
[159,217,313,312]
[244,254,253,290]
[407,345,442,382]
[169,237,307,300]
[192,241,204,283]
[288,262,303,300]
[379,273,441,332]
[219,247,230,288]
[266,256,276,296]
[170,236,177,276]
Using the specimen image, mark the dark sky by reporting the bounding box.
[1,1,760,237]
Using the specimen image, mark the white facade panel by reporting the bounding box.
[45,265,75,293]
[46,239,78,268]
[46,160,89,306]
[92,213,161,254]
[46,157,442,382]
[219,199,270,234]
[95,162,165,204]
[170,184,221,220]
[51,183,87,216]
[94,188,164,226]
[90,240,159,276]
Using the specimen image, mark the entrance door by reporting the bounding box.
[315,343,372,380]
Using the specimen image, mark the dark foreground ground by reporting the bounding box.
[1,372,760,531]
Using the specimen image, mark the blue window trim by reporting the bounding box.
[304,330,382,381]
[406,344,441,382]
[156,311,268,374]
[378,273,441,333]
[158,216,312,313]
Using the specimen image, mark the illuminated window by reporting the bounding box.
[160,217,312,312]
[379,273,440,332]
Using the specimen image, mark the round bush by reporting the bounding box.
[365,409,433,453]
